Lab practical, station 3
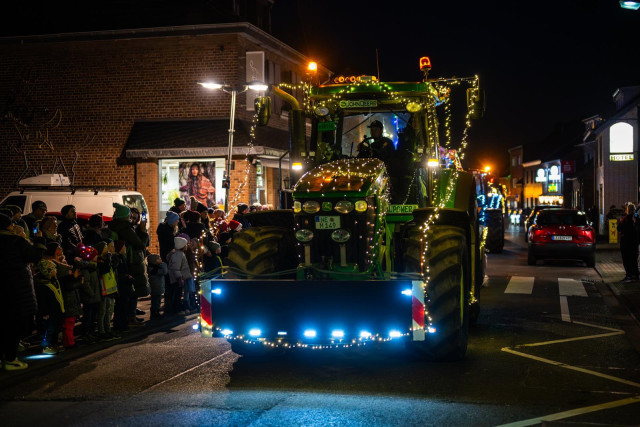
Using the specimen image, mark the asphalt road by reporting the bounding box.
[1,227,640,426]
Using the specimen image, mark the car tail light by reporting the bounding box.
[530,227,549,242]
[575,227,595,243]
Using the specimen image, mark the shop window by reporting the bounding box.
[159,158,225,215]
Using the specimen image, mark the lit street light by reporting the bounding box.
[198,81,267,213]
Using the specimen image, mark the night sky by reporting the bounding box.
[2,1,638,174]
[271,0,640,173]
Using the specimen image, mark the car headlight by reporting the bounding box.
[295,229,314,242]
[334,200,353,214]
[330,229,351,243]
[293,201,302,213]
[303,201,320,214]
[354,200,368,213]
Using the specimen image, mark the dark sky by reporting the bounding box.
[271,0,640,173]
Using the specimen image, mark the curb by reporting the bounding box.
[0,313,199,388]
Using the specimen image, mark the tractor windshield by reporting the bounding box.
[312,111,427,160]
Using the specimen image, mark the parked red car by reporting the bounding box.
[527,209,596,267]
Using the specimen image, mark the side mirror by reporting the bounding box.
[254,96,272,126]
[467,87,485,120]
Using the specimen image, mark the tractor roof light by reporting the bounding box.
[307,61,318,72]
[427,159,440,168]
[292,162,303,171]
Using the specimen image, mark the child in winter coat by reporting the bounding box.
[77,243,101,343]
[44,242,84,349]
[35,258,65,354]
[96,241,119,341]
[147,254,168,319]
[167,236,194,315]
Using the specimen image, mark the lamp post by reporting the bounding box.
[198,82,267,213]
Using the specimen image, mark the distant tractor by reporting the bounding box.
[200,57,485,360]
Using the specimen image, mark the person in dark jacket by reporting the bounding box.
[23,200,48,241]
[617,202,639,282]
[112,240,136,331]
[83,214,110,247]
[57,205,84,264]
[5,204,29,237]
[108,203,150,323]
[156,211,179,262]
[169,198,187,215]
[0,213,46,370]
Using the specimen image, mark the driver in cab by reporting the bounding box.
[357,120,394,161]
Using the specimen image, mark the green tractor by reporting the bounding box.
[200,59,486,360]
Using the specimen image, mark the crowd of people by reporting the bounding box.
[0,196,256,371]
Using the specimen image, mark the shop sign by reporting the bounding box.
[535,168,547,182]
[610,154,634,161]
[561,160,575,174]
[548,165,561,181]
[548,182,558,192]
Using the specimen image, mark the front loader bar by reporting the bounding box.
[201,279,421,344]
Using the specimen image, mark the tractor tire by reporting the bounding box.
[403,225,470,361]
[485,209,504,253]
[224,226,297,278]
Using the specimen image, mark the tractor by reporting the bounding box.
[200,58,486,360]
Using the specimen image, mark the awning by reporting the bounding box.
[123,119,290,161]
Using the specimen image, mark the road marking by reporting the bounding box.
[502,347,640,388]
[558,278,588,296]
[496,394,640,427]
[501,320,635,425]
[139,350,232,393]
[560,296,571,322]
[504,276,534,294]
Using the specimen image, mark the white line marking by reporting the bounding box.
[504,276,534,294]
[519,330,624,348]
[139,350,232,393]
[501,347,640,388]
[560,295,571,322]
[496,394,640,427]
[558,278,588,297]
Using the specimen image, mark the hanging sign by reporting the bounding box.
[610,154,634,161]
[338,100,378,109]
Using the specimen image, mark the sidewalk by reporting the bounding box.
[594,242,640,335]
[0,297,199,386]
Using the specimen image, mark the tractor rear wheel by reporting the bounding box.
[225,226,297,277]
[485,209,504,253]
[403,225,470,361]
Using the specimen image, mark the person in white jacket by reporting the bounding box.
[167,236,194,315]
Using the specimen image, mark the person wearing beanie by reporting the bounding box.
[233,203,252,230]
[183,209,206,241]
[108,202,150,325]
[170,197,187,214]
[34,258,64,354]
[167,235,195,316]
[57,205,84,264]
[5,204,29,237]
[228,220,242,233]
[156,211,179,263]
[0,212,47,370]
[203,239,223,273]
[146,253,168,319]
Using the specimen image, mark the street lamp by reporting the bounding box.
[198,81,267,213]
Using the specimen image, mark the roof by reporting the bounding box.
[123,119,290,159]
[593,94,640,136]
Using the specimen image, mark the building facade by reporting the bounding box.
[593,87,640,233]
[0,23,326,248]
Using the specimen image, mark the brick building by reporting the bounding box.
[0,22,328,248]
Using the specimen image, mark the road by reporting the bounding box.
[1,226,640,426]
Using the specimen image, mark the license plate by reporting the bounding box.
[315,216,340,230]
[552,235,572,241]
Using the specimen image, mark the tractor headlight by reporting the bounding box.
[334,200,353,214]
[295,229,314,242]
[314,106,330,117]
[293,201,302,213]
[406,102,422,113]
[330,229,351,243]
[354,200,368,213]
[303,201,320,214]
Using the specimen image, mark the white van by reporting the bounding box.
[0,174,148,221]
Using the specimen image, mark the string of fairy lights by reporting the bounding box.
[199,74,482,347]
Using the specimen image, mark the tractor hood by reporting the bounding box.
[293,158,388,198]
